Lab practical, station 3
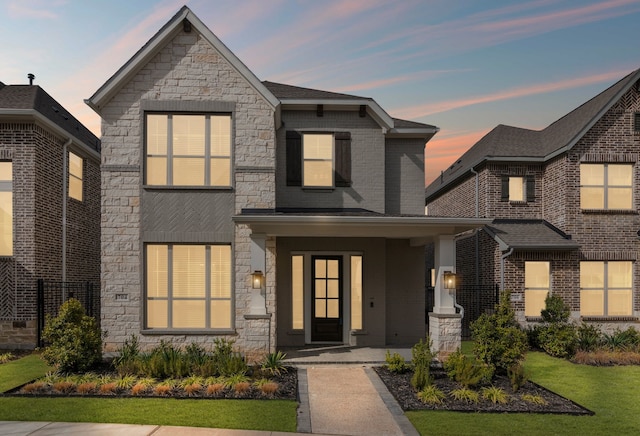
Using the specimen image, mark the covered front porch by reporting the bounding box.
[234,211,490,355]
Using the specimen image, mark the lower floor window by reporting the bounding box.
[580,261,633,316]
[524,261,549,317]
[146,244,232,329]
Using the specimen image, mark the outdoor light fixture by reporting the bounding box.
[443,271,457,289]
[251,270,264,289]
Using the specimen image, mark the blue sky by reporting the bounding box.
[2,0,640,184]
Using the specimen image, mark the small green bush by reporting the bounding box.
[450,387,479,403]
[507,362,528,392]
[577,322,602,352]
[603,327,640,352]
[521,393,547,405]
[539,322,577,359]
[411,336,435,391]
[481,386,509,404]
[443,349,491,388]
[417,385,446,404]
[41,298,102,373]
[261,351,288,376]
[471,290,528,373]
[541,293,570,323]
[113,335,141,375]
[385,350,408,374]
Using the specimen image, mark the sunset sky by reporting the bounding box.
[2,0,640,185]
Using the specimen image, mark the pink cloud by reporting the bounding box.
[394,68,633,120]
[425,130,489,185]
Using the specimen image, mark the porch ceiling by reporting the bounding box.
[233,214,490,246]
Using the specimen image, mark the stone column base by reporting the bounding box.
[428,312,461,361]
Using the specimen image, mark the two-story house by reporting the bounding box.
[86,6,487,360]
[0,79,101,349]
[426,68,640,333]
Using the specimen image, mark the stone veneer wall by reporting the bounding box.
[99,29,276,360]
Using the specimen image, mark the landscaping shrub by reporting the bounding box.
[603,327,640,352]
[113,334,141,375]
[450,387,479,403]
[577,322,602,352]
[536,294,577,359]
[261,351,288,376]
[507,362,528,392]
[471,290,528,373]
[443,349,491,388]
[411,335,435,391]
[41,298,102,373]
[417,385,445,404]
[385,350,408,374]
[481,386,508,404]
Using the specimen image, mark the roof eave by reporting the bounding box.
[86,6,279,114]
[0,109,100,160]
[279,98,394,130]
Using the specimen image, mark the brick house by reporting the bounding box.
[0,80,101,349]
[86,6,487,360]
[426,68,640,333]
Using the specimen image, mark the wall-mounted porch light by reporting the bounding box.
[443,271,457,290]
[251,270,264,289]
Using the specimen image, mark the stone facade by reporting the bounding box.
[426,81,640,332]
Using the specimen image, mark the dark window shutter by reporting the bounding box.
[526,176,535,202]
[334,132,351,187]
[286,131,302,186]
[501,176,509,201]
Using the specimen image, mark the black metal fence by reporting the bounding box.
[427,284,499,339]
[36,279,99,347]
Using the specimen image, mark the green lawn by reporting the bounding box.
[407,351,640,436]
[0,354,296,432]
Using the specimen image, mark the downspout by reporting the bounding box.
[470,167,480,287]
[62,139,71,282]
[500,248,514,291]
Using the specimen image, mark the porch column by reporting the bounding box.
[429,235,461,359]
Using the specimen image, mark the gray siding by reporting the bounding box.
[275,110,385,213]
[385,138,425,215]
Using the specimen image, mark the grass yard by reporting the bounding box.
[407,351,640,436]
[0,353,297,432]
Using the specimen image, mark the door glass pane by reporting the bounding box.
[580,290,604,316]
[147,300,168,328]
[327,280,339,298]
[173,157,205,185]
[327,260,339,278]
[315,280,326,298]
[211,300,232,329]
[316,260,326,278]
[173,245,205,297]
[147,245,168,298]
[173,300,205,328]
[211,245,231,298]
[351,256,362,330]
[327,299,339,318]
[315,300,326,318]
[173,115,205,155]
[292,256,304,330]
[146,114,167,155]
[580,262,604,288]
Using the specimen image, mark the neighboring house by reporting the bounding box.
[86,6,486,360]
[0,79,101,349]
[426,68,640,332]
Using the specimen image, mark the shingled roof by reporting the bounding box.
[484,220,580,252]
[426,68,640,200]
[0,84,100,152]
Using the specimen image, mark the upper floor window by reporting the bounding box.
[286,131,351,188]
[580,261,632,317]
[0,161,12,256]
[501,175,534,202]
[68,152,83,201]
[524,261,549,317]
[580,163,632,210]
[145,114,231,187]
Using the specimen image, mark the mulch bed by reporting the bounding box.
[374,366,593,415]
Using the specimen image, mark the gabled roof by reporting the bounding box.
[0,84,100,154]
[426,68,640,200]
[484,220,580,252]
[86,6,279,113]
